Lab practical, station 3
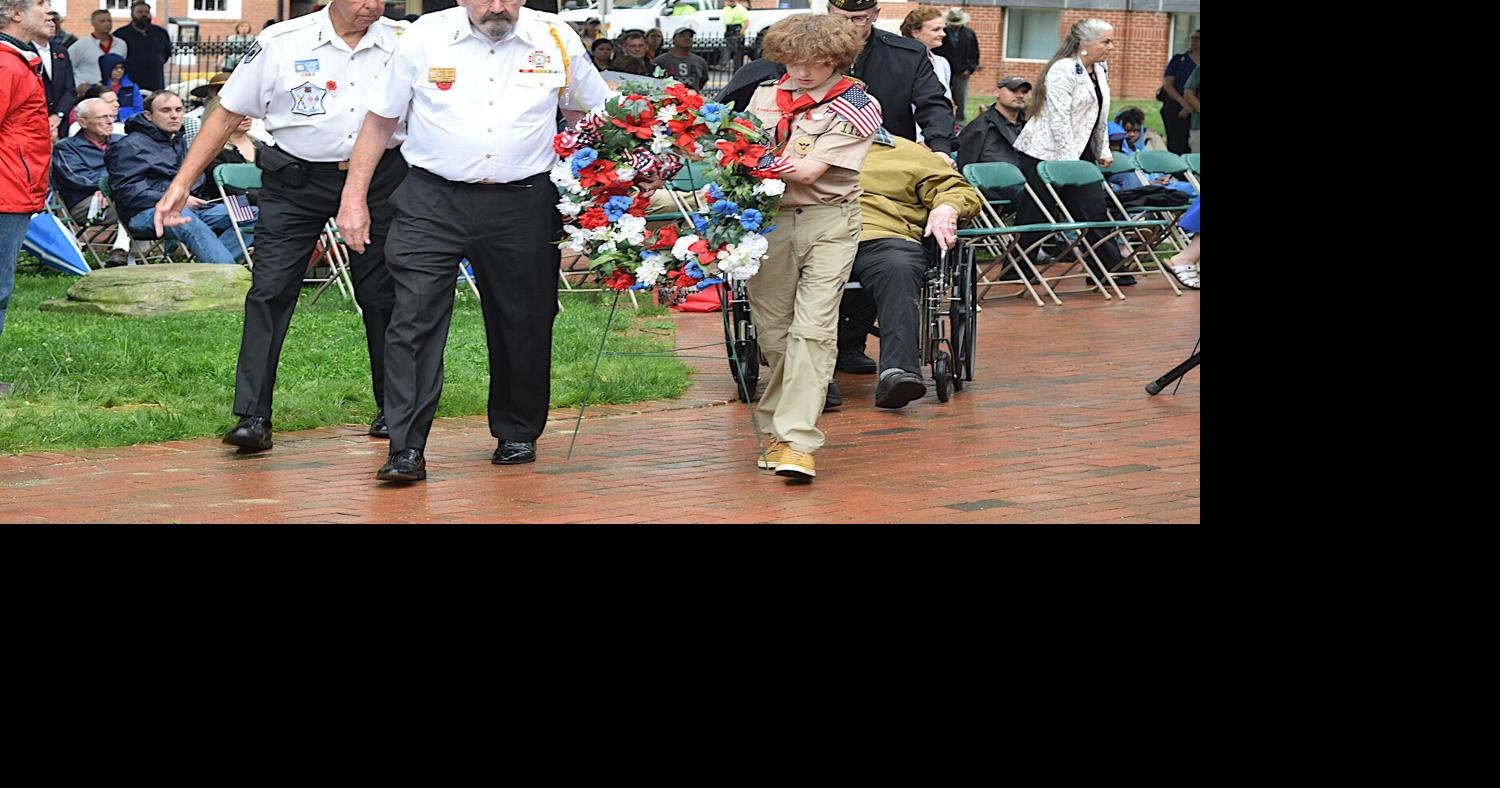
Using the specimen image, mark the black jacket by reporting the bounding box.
[718,28,955,153]
[39,37,76,121]
[112,23,171,91]
[106,113,204,218]
[957,105,1026,170]
[935,25,980,77]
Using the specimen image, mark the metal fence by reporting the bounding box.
[162,36,756,100]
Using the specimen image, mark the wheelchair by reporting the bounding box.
[720,237,977,404]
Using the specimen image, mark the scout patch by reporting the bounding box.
[793,136,814,155]
[295,58,319,75]
[289,82,328,116]
[428,66,456,91]
[241,41,262,64]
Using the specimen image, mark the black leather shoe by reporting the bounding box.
[222,416,273,451]
[874,369,926,409]
[1114,274,1138,287]
[492,440,537,465]
[377,448,426,481]
[369,410,389,438]
[824,379,843,411]
[836,349,878,374]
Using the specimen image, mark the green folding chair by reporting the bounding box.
[1099,150,1139,180]
[212,163,262,268]
[960,162,1057,306]
[1181,153,1200,191]
[44,189,115,269]
[1034,160,1174,299]
[1128,150,1196,250]
[98,173,180,264]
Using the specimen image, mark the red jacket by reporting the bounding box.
[1,40,50,214]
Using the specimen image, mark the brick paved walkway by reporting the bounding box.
[0,277,1199,524]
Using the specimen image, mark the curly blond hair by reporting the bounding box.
[900,6,944,38]
[761,14,865,70]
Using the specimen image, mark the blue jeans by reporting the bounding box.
[128,203,254,264]
[1,212,31,340]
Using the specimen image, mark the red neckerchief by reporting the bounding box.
[773,73,853,149]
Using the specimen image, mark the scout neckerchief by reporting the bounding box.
[772,73,853,151]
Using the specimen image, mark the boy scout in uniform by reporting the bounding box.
[744,14,879,482]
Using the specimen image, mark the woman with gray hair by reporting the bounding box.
[1012,18,1135,286]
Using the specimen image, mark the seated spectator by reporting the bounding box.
[203,114,261,207]
[650,26,708,90]
[590,38,614,72]
[1113,107,1165,154]
[834,130,982,409]
[1105,122,1138,191]
[67,83,126,136]
[52,97,130,267]
[97,53,142,122]
[956,75,1029,171]
[106,90,254,264]
[184,71,231,147]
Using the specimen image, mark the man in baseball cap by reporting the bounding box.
[957,75,1032,170]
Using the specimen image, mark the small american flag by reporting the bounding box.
[828,84,882,138]
[754,154,795,175]
[226,194,258,224]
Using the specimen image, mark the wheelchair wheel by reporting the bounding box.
[934,349,952,403]
[951,248,978,384]
[724,284,759,402]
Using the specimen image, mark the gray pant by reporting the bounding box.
[951,72,970,123]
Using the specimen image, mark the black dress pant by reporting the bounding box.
[837,238,926,374]
[233,147,407,419]
[382,168,562,453]
[1014,150,1123,279]
[1160,99,1191,155]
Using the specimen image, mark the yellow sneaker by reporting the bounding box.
[774,449,816,480]
[757,440,789,470]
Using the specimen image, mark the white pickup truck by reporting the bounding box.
[560,0,825,45]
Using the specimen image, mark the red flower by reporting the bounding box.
[665,83,704,110]
[577,160,619,190]
[667,118,709,150]
[604,269,637,291]
[730,117,758,133]
[325,80,338,91]
[629,192,652,217]
[715,133,766,168]
[553,130,579,156]
[671,269,700,289]
[650,224,679,251]
[578,209,609,230]
[687,238,720,267]
[611,105,658,140]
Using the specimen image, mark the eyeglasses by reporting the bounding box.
[841,13,878,26]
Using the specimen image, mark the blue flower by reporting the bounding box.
[705,182,724,201]
[685,261,705,279]
[761,224,778,236]
[640,250,663,262]
[739,209,763,232]
[711,200,740,217]
[570,147,598,176]
[604,195,634,221]
[700,103,726,124]
[691,213,710,234]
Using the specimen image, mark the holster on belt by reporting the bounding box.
[254,140,309,188]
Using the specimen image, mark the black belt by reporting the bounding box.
[293,146,402,173]
[410,167,546,190]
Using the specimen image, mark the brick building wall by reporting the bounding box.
[58,0,283,41]
[872,0,1183,99]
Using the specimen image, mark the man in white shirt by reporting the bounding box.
[338,0,611,482]
[153,0,411,453]
[68,8,127,86]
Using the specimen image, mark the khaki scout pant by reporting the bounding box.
[747,201,862,453]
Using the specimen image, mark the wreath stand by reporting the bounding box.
[565,187,773,466]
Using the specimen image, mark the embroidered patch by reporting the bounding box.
[295,58,320,74]
[794,136,814,155]
[242,41,262,64]
[428,66,456,90]
[528,49,550,68]
[289,82,328,116]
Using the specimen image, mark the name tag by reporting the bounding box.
[428,66,456,90]
[295,58,319,75]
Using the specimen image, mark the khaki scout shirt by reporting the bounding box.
[748,75,878,208]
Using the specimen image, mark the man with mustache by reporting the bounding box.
[338,0,611,482]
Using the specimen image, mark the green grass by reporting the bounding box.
[0,270,692,454]
[966,97,1166,139]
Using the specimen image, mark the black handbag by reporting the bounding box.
[253,140,308,188]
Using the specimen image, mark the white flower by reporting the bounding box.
[550,161,580,192]
[616,166,636,181]
[671,233,701,261]
[753,178,786,197]
[635,253,667,287]
[657,104,679,122]
[562,225,592,253]
[557,199,583,218]
[615,214,648,246]
[650,135,676,154]
[737,232,769,261]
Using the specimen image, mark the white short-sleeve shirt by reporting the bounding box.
[366,6,613,184]
[216,8,408,162]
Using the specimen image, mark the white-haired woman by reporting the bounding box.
[1013,18,1134,285]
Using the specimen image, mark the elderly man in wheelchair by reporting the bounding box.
[831,129,983,409]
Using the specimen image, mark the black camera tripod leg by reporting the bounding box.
[1145,339,1200,396]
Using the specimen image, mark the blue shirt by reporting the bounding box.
[1162,52,1198,104]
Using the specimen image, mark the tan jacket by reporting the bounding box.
[858,135,982,244]
[1014,57,1111,163]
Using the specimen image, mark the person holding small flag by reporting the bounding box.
[741,13,879,482]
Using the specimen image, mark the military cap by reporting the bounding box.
[828,0,878,12]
